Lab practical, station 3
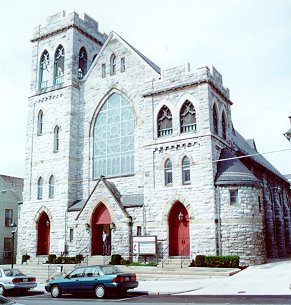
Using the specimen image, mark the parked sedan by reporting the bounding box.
[0,295,25,305]
[45,265,138,299]
[0,268,37,296]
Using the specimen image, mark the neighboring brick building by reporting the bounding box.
[17,11,291,266]
[0,175,23,264]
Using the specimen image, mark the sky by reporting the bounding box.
[0,0,290,178]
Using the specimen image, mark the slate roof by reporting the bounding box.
[0,175,23,201]
[121,194,144,207]
[232,129,288,182]
[215,148,260,186]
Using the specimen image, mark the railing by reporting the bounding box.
[180,243,190,269]
[181,123,197,133]
[47,256,60,282]
[159,128,173,137]
[160,245,169,268]
[54,76,64,85]
[76,245,91,266]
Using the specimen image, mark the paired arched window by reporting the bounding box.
[78,47,87,79]
[213,104,218,135]
[49,175,55,198]
[54,45,64,85]
[39,50,50,89]
[180,100,196,133]
[37,110,43,135]
[182,156,191,184]
[158,106,173,137]
[110,54,116,75]
[53,126,60,152]
[93,93,135,178]
[164,159,173,185]
[222,111,227,140]
[37,177,44,199]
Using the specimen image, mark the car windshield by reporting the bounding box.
[99,265,120,275]
[3,269,25,277]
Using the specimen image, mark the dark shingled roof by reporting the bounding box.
[215,148,260,186]
[233,129,288,182]
[121,194,144,207]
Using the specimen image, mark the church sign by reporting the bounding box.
[132,236,157,255]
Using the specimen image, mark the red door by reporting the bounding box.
[37,212,50,255]
[91,203,112,255]
[169,202,190,256]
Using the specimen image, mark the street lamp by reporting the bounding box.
[10,221,17,269]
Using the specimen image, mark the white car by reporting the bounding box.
[0,268,37,295]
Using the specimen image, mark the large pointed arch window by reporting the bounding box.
[37,110,43,136]
[49,175,55,198]
[93,93,135,178]
[164,159,173,186]
[222,111,227,140]
[213,104,218,135]
[182,156,191,184]
[158,106,172,137]
[39,50,50,89]
[54,45,64,85]
[180,100,196,133]
[37,177,44,199]
[53,125,60,152]
[78,47,87,79]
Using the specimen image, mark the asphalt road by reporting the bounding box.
[8,291,291,305]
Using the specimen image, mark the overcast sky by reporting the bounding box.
[0,0,290,178]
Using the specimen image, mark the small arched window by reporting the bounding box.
[53,125,60,152]
[180,100,196,133]
[164,159,173,186]
[37,177,44,199]
[222,111,227,140]
[78,47,87,79]
[213,104,218,135]
[54,45,65,85]
[49,175,55,198]
[157,106,173,137]
[37,110,43,136]
[39,50,50,89]
[110,54,116,75]
[182,156,191,184]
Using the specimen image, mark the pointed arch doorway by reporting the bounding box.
[168,201,190,256]
[91,203,112,255]
[37,212,50,255]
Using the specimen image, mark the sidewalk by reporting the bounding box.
[34,259,291,296]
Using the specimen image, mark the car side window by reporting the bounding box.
[84,267,99,277]
[69,267,84,278]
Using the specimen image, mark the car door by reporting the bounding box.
[79,266,101,292]
[60,267,84,293]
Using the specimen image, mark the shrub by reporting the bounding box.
[48,254,57,264]
[120,258,130,265]
[195,255,206,267]
[110,254,122,265]
[75,254,84,264]
[22,254,30,264]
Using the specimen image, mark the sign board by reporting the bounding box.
[132,236,157,255]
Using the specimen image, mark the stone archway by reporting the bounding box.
[37,211,50,255]
[91,203,112,255]
[168,201,190,256]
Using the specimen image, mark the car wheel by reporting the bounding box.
[51,285,62,298]
[95,285,105,299]
[0,285,5,295]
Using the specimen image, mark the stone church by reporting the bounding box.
[17,11,291,266]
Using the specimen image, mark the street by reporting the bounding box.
[8,291,291,305]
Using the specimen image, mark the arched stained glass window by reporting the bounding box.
[222,111,227,140]
[37,177,43,199]
[37,110,43,136]
[39,50,50,89]
[157,106,172,137]
[54,45,64,85]
[164,159,173,185]
[180,100,196,133]
[53,125,59,152]
[213,104,218,135]
[49,175,55,198]
[78,47,87,79]
[93,93,135,178]
[182,156,191,184]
